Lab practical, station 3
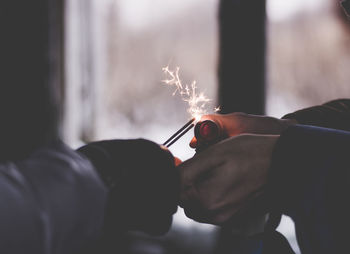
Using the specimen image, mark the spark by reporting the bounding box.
[162,66,218,121]
[214,106,221,112]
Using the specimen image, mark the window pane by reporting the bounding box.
[93,0,219,161]
[267,0,350,118]
[65,0,220,252]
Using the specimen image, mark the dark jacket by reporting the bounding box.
[0,142,106,254]
[263,99,350,254]
[268,125,350,254]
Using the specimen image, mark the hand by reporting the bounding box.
[190,112,296,148]
[180,134,279,225]
[161,145,182,166]
[81,139,181,236]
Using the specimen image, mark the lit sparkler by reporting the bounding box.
[163,118,195,148]
[162,66,211,121]
[162,66,219,147]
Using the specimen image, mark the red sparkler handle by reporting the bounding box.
[194,120,224,151]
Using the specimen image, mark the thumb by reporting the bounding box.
[189,137,198,148]
[174,157,182,166]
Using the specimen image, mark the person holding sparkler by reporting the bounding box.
[180,98,350,254]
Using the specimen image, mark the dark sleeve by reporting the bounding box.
[283,99,350,131]
[0,142,107,254]
[268,125,350,254]
[342,0,350,16]
[77,139,179,236]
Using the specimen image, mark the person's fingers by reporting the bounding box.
[182,202,215,224]
[199,113,296,138]
[160,145,182,166]
[189,137,197,148]
[182,182,263,225]
[181,192,242,225]
[213,188,265,227]
[200,114,239,136]
[174,157,182,166]
[200,115,225,128]
[179,143,228,185]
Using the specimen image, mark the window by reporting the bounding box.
[64,0,219,252]
[267,0,350,117]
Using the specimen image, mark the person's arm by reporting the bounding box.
[0,141,107,254]
[283,99,350,131]
[268,125,350,254]
[190,99,350,149]
[342,0,350,16]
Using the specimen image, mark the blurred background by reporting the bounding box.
[61,0,350,253]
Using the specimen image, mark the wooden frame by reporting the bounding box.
[218,0,266,115]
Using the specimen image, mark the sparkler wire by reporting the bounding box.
[165,124,194,148]
[163,118,195,146]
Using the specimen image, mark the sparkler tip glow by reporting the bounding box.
[162,65,218,121]
[214,106,221,113]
